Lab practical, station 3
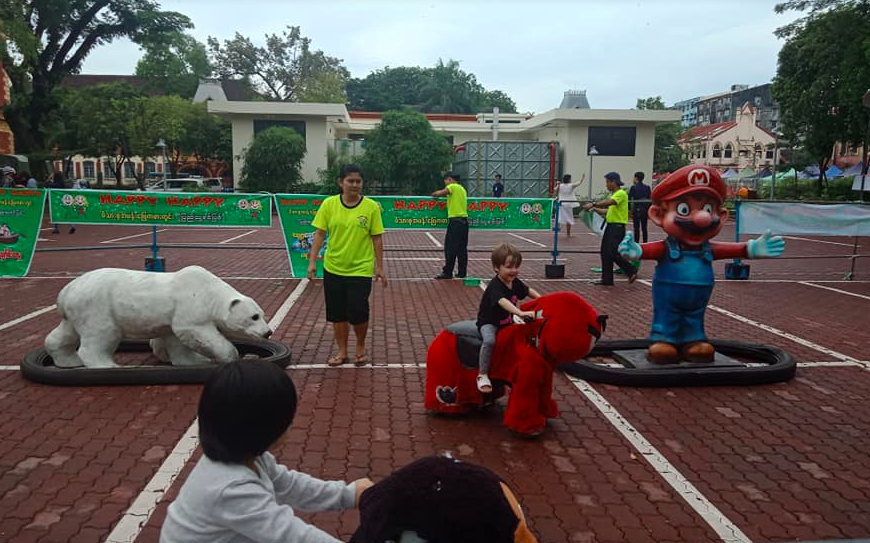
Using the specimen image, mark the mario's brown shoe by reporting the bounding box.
[680,341,715,363]
[647,342,679,364]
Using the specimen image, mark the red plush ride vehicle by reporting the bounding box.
[424,291,606,436]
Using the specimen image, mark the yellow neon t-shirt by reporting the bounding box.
[606,189,629,224]
[311,195,385,276]
[446,183,468,218]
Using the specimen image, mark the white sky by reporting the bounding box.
[80,0,798,113]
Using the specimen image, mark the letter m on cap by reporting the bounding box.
[688,169,710,186]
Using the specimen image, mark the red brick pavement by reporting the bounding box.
[2,221,870,542]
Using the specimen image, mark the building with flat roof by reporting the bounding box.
[208,99,679,197]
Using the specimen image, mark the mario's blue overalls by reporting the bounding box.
[650,236,714,345]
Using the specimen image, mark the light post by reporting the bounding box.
[156,138,168,184]
[860,89,870,199]
[587,145,599,199]
[771,131,782,201]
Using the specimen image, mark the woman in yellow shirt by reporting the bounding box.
[308,164,387,366]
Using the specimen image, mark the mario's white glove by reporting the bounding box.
[746,230,785,258]
[618,232,642,260]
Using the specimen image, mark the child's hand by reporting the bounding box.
[520,310,536,322]
[353,477,374,506]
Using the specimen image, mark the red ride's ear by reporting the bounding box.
[520,298,540,312]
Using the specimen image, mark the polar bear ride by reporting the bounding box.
[44,265,274,369]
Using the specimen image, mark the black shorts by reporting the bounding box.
[323,269,373,324]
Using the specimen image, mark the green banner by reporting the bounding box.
[378,196,553,230]
[275,194,554,277]
[48,190,272,227]
[0,188,46,278]
[577,208,606,236]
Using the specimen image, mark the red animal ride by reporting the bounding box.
[425,291,606,436]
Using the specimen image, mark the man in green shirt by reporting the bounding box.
[582,171,637,285]
[431,172,469,279]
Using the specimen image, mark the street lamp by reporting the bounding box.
[860,89,870,199]
[155,138,168,185]
[587,144,599,199]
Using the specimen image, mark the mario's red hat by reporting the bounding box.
[651,165,726,203]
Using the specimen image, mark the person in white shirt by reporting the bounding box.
[556,173,585,237]
[160,361,374,543]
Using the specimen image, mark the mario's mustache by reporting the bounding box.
[675,216,720,235]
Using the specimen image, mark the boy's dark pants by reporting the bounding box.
[442,217,469,277]
[633,213,649,243]
[601,222,635,284]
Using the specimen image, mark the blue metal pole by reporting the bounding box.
[151,225,159,261]
[733,198,741,265]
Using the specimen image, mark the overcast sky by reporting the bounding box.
[80,0,798,113]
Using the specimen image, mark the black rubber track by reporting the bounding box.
[559,339,796,387]
[20,338,292,386]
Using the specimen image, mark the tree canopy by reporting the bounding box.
[135,31,212,99]
[208,25,349,102]
[239,127,307,192]
[347,60,517,114]
[772,1,870,190]
[0,0,191,152]
[636,96,688,173]
[360,109,454,194]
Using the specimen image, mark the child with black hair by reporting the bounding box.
[475,243,541,393]
[160,361,373,543]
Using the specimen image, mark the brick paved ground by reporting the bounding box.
[1,219,869,543]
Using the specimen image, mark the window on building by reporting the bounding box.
[702,146,707,158]
[123,162,135,178]
[754,96,762,106]
[104,161,116,178]
[724,143,733,159]
[83,161,95,178]
[253,119,306,140]
[765,145,774,159]
[712,143,721,158]
[587,126,636,156]
[754,144,763,159]
[145,162,156,174]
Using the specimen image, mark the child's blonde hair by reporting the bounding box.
[491,243,523,268]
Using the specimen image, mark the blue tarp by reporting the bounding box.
[721,168,738,179]
[842,162,866,176]
[826,165,843,177]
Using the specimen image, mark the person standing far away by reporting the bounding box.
[1,166,15,187]
[556,173,585,237]
[432,172,469,279]
[492,174,504,198]
[628,171,651,243]
[582,172,637,285]
[24,172,38,188]
[307,163,387,367]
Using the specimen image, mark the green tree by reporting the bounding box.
[636,96,689,173]
[417,59,482,114]
[772,2,870,193]
[180,104,233,178]
[295,70,347,103]
[128,95,191,183]
[239,127,307,192]
[135,32,212,99]
[346,66,427,111]
[360,109,454,194]
[773,0,852,38]
[208,26,349,102]
[479,90,518,114]
[0,0,191,152]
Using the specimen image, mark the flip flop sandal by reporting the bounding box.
[354,354,371,366]
[327,355,349,367]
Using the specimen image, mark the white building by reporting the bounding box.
[207,100,679,197]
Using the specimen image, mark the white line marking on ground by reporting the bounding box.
[105,279,310,543]
[0,305,57,331]
[289,363,424,369]
[797,361,868,367]
[783,235,860,247]
[799,281,870,301]
[0,366,20,371]
[636,279,863,364]
[567,376,752,543]
[218,230,257,244]
[101,229,167,243]
[507,232,546,247]
[104,421,200,543]
[425,232,443,248]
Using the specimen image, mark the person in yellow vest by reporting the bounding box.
[431,172,469,279]
[582,171,638,285]
[308,164,386,366]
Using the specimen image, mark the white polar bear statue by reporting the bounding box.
[45,266,273,368]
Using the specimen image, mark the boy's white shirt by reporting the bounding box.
[160,451,356,543]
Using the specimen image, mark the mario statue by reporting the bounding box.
[618,165,785,364]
